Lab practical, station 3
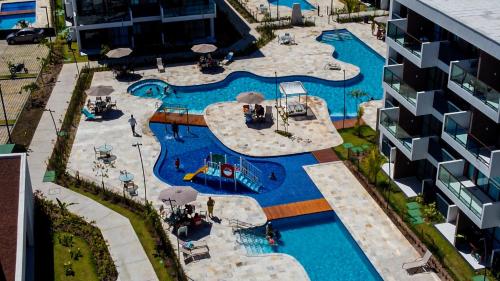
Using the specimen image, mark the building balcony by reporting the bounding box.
[386,18,442,68]
[131,4,161,20]
[161,0,216,23]
[379,107,430,161]
[448,60,500,123]
[383,64,436,116]
[426,138,455,167]
[436,160,500,229]
[430,92,461,122]
[442,111,500,178]
[76,8,132,28]
[382,162,424,198]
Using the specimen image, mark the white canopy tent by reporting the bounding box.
[278,81,308,116]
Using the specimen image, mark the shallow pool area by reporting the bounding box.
[237,212,383,281]
[268,0,316,11]
[0,13,35,29]
[151,123,322,207]
[129,29,384,119]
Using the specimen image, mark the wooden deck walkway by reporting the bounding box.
[150,112,206,126]
[0,9,35,16]
[312,148,339,163]
[262,198,333,220]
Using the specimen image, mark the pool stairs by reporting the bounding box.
[230,219,272,254]
[321,32,353,42]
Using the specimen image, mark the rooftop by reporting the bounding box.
[0,155,21,281]
[418,0,500,47]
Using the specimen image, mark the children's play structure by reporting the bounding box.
[183,153,263,192]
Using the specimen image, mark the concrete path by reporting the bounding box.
[27,63,159,281]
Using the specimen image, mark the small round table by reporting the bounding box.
[119,172,134,182]
[98,144,113,154]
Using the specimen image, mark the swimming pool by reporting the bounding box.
[268,0,316,11]
[0,13,35,29]
[129,29,384,119]
[152,123,322,207]
[237,212,383,281]
[1,1,36,12]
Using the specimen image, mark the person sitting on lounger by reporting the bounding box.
[192,213,202,226]
[256,105,265,118]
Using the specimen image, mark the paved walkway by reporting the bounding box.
[27,64,158,281]
[204,97,342,156]
[304,162,440,281]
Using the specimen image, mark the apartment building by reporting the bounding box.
[379,0,500,272]
[65,0,217,53]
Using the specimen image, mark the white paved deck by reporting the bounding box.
[204,96,342,156]
[304,162,440,281]
[27,64,158,281]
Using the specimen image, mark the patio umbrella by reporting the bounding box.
[236,91,265,104]
[158,186,198,206]
[85,85,114,97]
[105,47,133,59]
[191,44,217,54]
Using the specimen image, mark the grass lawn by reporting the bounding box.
[66,185,174,281]
[53,232,99,281]
[333,126,484,281]
[62,43,89,63]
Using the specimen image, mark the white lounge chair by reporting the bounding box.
[325,62,341,70]
[157,57,165,73]
[402,250,432,272]
[221,52,234,65]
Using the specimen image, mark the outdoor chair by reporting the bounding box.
[125,181,138,196]
[82,108,96,120]
[222,52,234,65]
[93,146,100,159]
[180,241,210,263]
[402,250,433,273]
[157,57,165,73]
[258,4,268,14]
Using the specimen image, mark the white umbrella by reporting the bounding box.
[85,85,114,97]
[236,91,265,104]
[105,48,133,59]
[191,44,218,54]
[158,186,198,206]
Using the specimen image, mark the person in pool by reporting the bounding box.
[266,222,274,238]
[146,87,153,96]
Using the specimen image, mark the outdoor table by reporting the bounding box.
[119,172,134,182]
[102,155,117,164]
[342,142,353,149]
[98,144,113,154]
[351,146,363,154]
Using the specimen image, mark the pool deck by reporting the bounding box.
[204,96,343,157]
[304,162,440,281]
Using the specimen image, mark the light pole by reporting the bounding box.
[342,69,346,129]
[40,6,52,43]
[44,108,59,136]
[132,142,147,203]
[0,85,12,143]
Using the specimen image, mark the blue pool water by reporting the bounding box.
[0,13,35,29]
[238,212,382,281]
[268,0,316,10]
[130,29,384,119]
[152,124,321,207]
[1,1,36,11]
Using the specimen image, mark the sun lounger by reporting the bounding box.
[325,62,342,70]
[157,57,165,73]
[265,105,273,122]
[287,102,306,116]
[221,52,234,65]
[180,241,210,263]
[402,250,432,272]
[81,108,96,120]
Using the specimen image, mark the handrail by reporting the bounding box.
[438,165,483,218]
[229,218,258,232]
[162,1,215,17]
[444,116,494,166]
[450,63,499,111]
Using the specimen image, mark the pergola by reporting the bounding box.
[278,81,308,115]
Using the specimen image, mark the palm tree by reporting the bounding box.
[349,89,368,108]
[354,106,364,136]
[343,0,359,19]
[365,148,385,184]
[56,198,77,215]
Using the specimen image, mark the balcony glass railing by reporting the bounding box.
[428,139,454,162]
[450,63,500,111]
[444,116,494,166]
[387,21,423,58]
[77,9,130,25]
[380,110,414,150]
[438,166,483,218]
[162,1,215,18]
[383,67,417,105]
[131,4,161,17]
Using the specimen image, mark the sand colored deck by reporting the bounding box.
[263,199,333,220]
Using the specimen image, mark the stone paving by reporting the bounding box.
[304,162,440,281]
[204,96,342,156]
[27,63,158,281]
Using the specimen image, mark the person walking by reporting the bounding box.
[175,157,180,170]
[128,115,137,136]
[207,197,215,218]
[172,122,179,138]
